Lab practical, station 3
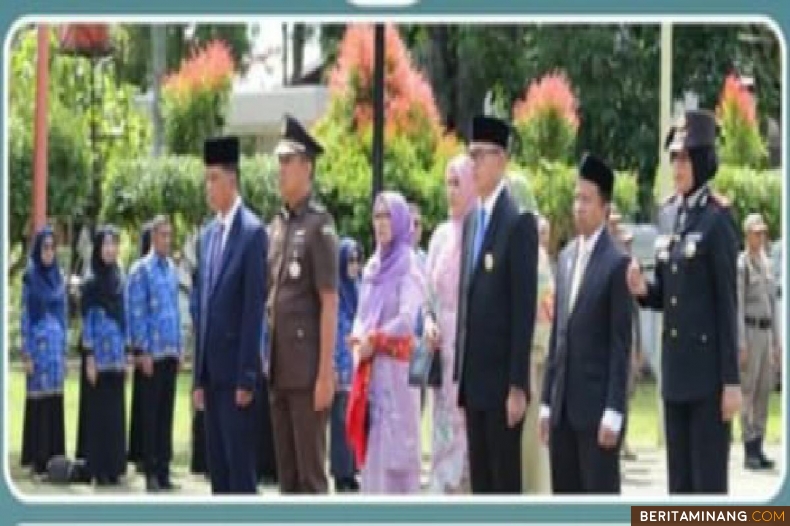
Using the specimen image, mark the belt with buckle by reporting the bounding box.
[745,316,772,330]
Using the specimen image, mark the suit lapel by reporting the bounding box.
[472,187,509,282]
[570,229,610,318]
[210,207,243,296]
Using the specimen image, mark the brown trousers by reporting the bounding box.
[269,388,329,493]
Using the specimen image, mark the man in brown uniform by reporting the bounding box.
[267,114,339,493]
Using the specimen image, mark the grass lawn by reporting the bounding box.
[6,368,783,485]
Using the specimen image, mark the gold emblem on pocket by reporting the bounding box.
[484,253,494,271]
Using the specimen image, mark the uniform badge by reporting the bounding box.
[289,260,301,279]
[484,253,494,271]
[685,241,697,259]
[321,223,337,237]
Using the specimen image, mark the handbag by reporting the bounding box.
[408,337,442,388]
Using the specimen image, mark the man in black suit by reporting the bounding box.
[455,115,538,494]
[539,153,632,494]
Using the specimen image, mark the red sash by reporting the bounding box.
[345,332,414,468]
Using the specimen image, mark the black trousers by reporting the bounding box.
[142,357,178,481]
[465,407,523,493]
[204,386,258,494]
[191,409,208,475]
[86,371,127,482]
[127,367,145,464]
[549,415,620,494]
[664,396,731,494]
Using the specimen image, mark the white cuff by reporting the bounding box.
[539,404,551,421]
[601,408,623,434]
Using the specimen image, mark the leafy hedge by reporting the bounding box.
[101,153,645,257]
[653,166,782,241]
[711,166,782,239]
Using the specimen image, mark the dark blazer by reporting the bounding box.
[194,204,268,392]
[455,186,538,410]
[542,227,631,429]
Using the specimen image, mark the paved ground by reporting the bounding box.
[9,444,783,498]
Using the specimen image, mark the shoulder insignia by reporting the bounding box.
[709,191,730,209]
[321,222,337,237]
[308,200,326,213]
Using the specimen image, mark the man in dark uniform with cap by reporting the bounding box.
[267,114,339,494]
[539,153,631,494]
[193,136,267,494]
[455,115,538,493]
[627,109,742,494]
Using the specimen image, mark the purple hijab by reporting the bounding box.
[356,191,413,333]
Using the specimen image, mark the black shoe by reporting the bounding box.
[745,455,764,470]
[158,472,179,491]
[757,437,776,469]
[347,477,360,492]
[146,476,161,492]
[96,476,111,487]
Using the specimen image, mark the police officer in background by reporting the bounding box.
[267,114,339,494]
[627,109,742,494]
[738,213,780,471]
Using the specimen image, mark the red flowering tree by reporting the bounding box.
[314,24,457,252]
[717,73,766,167]
[512,71,579,166]
[162,40,235,155]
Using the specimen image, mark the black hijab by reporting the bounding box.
[80,225,125,329]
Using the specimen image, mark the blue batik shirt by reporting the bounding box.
[21,281,68,396]
[126,253,182,361]
[82,308,127,372]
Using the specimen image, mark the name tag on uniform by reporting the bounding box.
[295,229,306,238]
[655,235,670,261]
[684,240,697,259]
[289,260,301,279]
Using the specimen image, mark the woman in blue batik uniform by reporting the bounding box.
[81,226,128,486]
[20,226,68,477]
[331,237,362,492]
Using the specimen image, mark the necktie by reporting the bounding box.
[569,240,590,310]
[472,207,488,267]
[207,223,225,290]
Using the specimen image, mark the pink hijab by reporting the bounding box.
[429,154,476,295]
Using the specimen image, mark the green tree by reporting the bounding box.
[8,27,150,263]
[113,24,251,89]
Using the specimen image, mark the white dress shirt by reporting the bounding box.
[216,195,242,254]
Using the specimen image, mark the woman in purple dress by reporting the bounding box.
[350,191,425,494]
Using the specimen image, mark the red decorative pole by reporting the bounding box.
[31,24,50,234]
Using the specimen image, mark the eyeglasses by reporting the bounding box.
[373,212,391,220]
[41,243,55,251]
[468,147,501,161]
[278,153,299,165]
